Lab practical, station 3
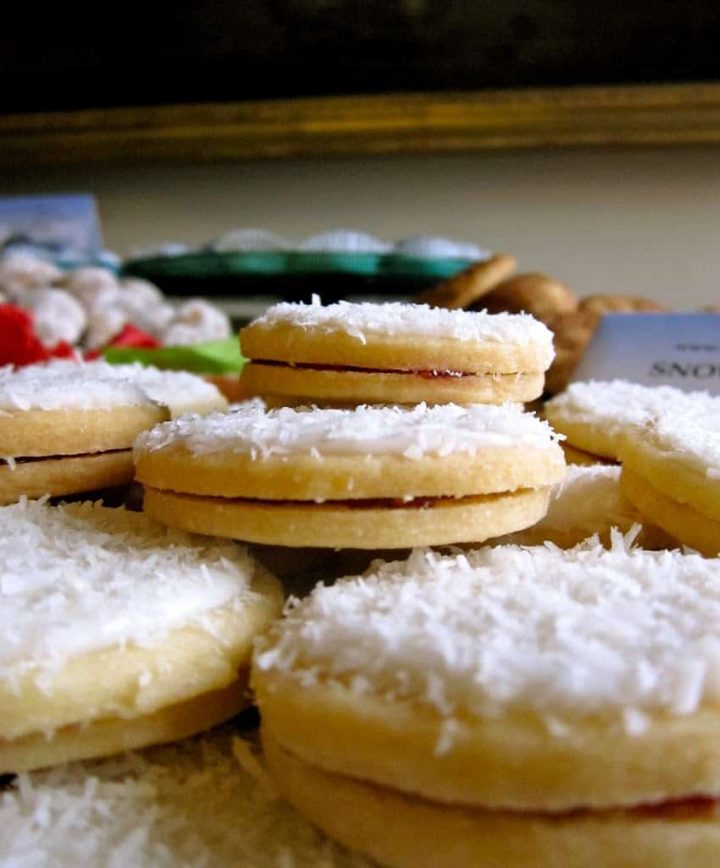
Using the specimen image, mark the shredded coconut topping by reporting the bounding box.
[644,399,720,476]
[251,300,553,354]
[0,730,368,867]
[0,359,222,414]
[135,400,560,460]
[0,500,261,681]
[545,381,708,448]
[255,540,720,728]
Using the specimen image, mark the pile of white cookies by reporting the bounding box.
[4,303,720,867]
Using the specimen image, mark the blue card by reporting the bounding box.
[571,313,720,393]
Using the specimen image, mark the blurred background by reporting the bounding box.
[2,0,720,309]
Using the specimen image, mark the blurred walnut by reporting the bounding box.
[545,309,600,395]
[475,272,578,324]
[580,294,668,315]
[416,254,516,309]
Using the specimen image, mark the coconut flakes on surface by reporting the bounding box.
[0,730,371,868]
[0,500,260,681]
[254,540,720,730]
[545,381,711,445]
[134,400,561,460]
[250,300,553,355]
[0,359,223,416]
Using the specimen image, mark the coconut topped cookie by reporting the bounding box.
[255,539,720,813]
[543,380,703,461]
[0,359,227,504]
[0,499,282,771]
[240,299,554,406]
[617,393,720,556]
[0,358,226,418]
[136,400,565,549]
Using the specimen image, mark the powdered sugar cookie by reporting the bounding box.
[240,300,554,405]
[135,400,565,548]
[255,542,720,866]
[0,360,226,504]
[544,380,699,461]
[0,499,282,772]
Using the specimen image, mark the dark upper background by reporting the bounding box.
[4,0,720,114]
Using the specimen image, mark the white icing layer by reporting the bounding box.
[251,299,553,356]
[255,539,720,727]
[0,500,260,681]
[0,359,222,414]
[135,399,560,460]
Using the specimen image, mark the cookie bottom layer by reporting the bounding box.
[254,676,720,811]
[0,450,134,504]
[263,733,720,868]
[143,486,551,548]
[1,678,249,773]
[241,362,544,405]
[620,468,720,557]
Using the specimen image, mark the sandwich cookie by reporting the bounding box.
[239,299,554,405]
[543,380,699,462]
[0,499,282,772]
[618,395,720,556]
[135,400,565,549]
[255,542,720,868]
[0,359,227,504]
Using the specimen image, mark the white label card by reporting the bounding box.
[571,313,720,393]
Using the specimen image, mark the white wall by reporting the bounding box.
[4,145,720,308]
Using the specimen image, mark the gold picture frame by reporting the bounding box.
[2,83,720,168]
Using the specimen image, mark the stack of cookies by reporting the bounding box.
[0,358,226,504]
[135,298,565,549]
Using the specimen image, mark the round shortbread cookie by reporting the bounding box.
[264,733,720,868]
[135,400,565,500]
[143,486,551,548]
[240,300,554,404]
[0,359,226,502]
[618,398,720,522]
[0,499,283,771]
[240,363,544,406]
[497,465,673,549]
[136,401,565,547]
[0,729,369,867]
[544,380,701,460]
[254,542,720,811]
[620,468,720,557]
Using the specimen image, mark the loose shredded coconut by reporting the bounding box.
[0,359,222,415]
[135,400,560,460]
[0,500,261,682]
[250,300,553,357]
[255,540,720,730]
[0,729,369,868]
